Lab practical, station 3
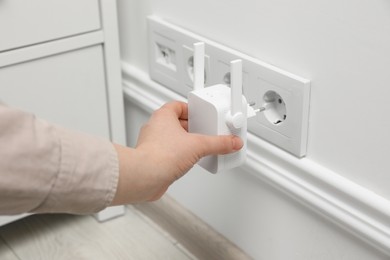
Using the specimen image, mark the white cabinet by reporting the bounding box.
[0,46,110,138]
[0,0,101,52]
[0,0,126,225]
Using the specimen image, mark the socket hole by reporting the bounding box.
[187,56,206,83]
[263,91,287,125]
[223,72,231,85]
[155,43,176,71]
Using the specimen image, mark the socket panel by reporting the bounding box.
[148,16,311,157]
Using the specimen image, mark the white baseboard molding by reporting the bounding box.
[94,206,125,222]
[134,195,252,260]
[122,62,390,256]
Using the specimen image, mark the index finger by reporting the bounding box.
[160,101,188,120]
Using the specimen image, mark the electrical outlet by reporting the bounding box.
[182,45,210,90]
[148,23,182,94]
[156,43,177,71]
[247,67,310,157]
[215,59,250,103]
[147,16,311,157]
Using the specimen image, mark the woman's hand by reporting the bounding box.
[110,101,243,205]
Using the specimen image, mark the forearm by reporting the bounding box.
[0,104,119,215]
[110,144,139,205]
[110,143,170,206]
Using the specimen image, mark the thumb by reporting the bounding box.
[193,134,243,157]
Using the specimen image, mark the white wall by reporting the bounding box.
[117,0,390,259]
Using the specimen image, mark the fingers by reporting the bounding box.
[153,102,189,131]
[194,134,243,157]
[158,101,244,157]
[179,119,188,131]
[159,101,188,120]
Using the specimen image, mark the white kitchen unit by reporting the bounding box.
[117,0,390,259]
[0,0,126,225]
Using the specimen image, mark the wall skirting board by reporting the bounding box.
[133,196,251,260]
[122,62,390,256]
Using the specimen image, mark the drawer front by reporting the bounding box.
[0,45,110,138]
[0,0,101,52]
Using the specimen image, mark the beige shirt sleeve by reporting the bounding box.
[0,104,119,215]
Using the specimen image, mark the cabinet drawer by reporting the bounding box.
[0,45,110,138]
[0,0,101,52]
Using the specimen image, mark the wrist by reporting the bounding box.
[110,144,138,205]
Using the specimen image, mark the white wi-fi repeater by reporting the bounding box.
[188,42,261,173]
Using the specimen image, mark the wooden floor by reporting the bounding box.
[0,206,196,260]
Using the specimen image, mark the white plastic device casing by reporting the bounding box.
[188,42,249,173]
[188,85,248,173]
[188,84,247,176]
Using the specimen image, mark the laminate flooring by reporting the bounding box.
[0,206,196,260]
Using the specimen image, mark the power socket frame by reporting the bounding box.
[148,16,311,157]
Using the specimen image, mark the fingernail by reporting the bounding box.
[232,136,243,150]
